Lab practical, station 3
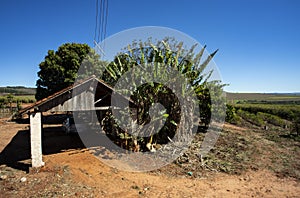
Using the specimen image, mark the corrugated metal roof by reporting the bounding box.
[17,76,134,116]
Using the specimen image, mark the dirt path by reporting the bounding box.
[0,121,299,197]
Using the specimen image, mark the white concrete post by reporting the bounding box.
[30,112,45,167]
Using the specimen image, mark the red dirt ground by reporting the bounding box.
[0,119,299,197]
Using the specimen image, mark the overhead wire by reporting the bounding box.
[94,0,99,43]
[97,0,103,43]
[103,0,108,44]
[94,0,108,55]
[101,0,106,42]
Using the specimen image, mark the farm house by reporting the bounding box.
[17,76,133,168]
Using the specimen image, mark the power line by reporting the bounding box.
[97,0,102,43]
[94,0,108,54]
[94,0,99,42]
[103,0,108,43]
[101,0,106,42]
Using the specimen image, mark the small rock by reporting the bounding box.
[20,177,27,182]
[131,185,140,190]
[144,187,149,191]
[0,175,8,180]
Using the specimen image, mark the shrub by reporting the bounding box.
[237,109,264,127]
[226,104,241,124]
[257,112,286,127]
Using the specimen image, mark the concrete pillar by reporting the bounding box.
[30,112,45,167]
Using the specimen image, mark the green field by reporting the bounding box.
[0,95,36,104]
[0,86,36,95]
[225,92,300,136]
[226,92,300,102]
[0,86,36,105]
[235,103,299,121]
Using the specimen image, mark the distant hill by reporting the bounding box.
[271,92,300,96]
[226,92,300,102]
[0,86,36,95]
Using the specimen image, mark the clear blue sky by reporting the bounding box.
[0,0,299,93]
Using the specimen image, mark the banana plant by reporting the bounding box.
[100,37,225,151]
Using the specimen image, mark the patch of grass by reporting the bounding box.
[205,131,258,174]
[173,120,300,181]
[174,129,259,176]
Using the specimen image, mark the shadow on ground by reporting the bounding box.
[0,125,86,172]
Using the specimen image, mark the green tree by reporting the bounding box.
[35,43,99,100]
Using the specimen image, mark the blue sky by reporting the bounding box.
[0,0,299,92]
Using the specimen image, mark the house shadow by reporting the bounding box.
[0,125,86,172]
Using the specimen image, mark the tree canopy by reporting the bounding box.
[35,43,95,100]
